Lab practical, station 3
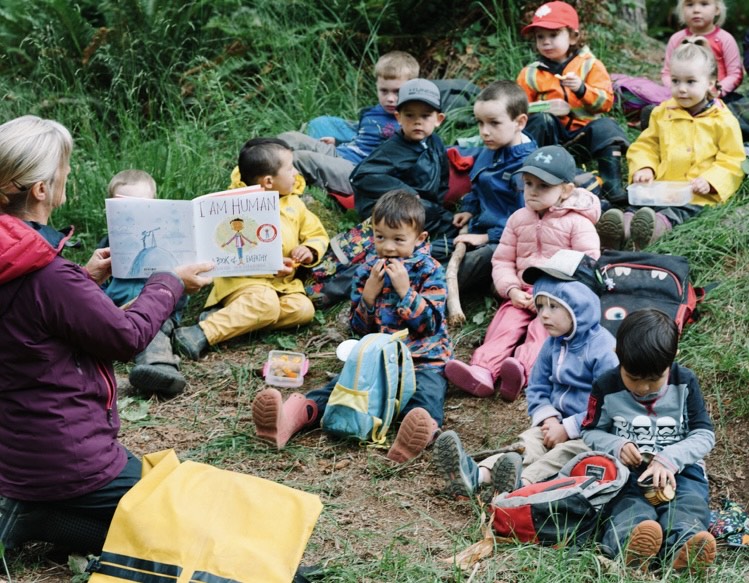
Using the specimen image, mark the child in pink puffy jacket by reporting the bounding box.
[445,145,601,401]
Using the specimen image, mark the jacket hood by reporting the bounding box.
[533,276,602,344]
[0,215,64,284]
[549,187,601,224]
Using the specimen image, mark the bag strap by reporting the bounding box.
[370,337,401,445]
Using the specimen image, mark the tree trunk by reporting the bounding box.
[618,0,648,34]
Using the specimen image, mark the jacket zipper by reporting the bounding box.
[95,360,117,425]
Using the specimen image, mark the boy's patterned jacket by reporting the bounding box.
[517,46,615,131]
[350,242,452,369]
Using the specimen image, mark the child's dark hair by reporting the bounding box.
[237,137,291,186]
[616,309,678,378]
[372,189,425,233]
[476,80,529,119]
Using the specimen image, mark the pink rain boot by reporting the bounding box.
[252,388,318,449]
[386,407,439,463]
[444,360,494,397]
[498,357,526,402]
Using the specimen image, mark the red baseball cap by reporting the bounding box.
[521,1,579,35]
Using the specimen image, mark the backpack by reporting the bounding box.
[432,79,482,128]
[611,74,671,118]
[321,331,416,444]
[596,250,703,337]
[490,451,629,545]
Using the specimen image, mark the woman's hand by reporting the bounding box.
[86,248,112,285]
[174,262,214,294]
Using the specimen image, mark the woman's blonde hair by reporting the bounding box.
[676,0,726,29]
[0,115,73,214]
[671,37,719,95]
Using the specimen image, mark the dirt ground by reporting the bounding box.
[6,296,749,582]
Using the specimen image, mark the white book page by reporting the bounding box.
[191,186,283,277]
[105,198,196,279]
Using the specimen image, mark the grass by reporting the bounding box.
[1,1,749,581]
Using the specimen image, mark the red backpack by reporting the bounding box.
[490,452,628,545]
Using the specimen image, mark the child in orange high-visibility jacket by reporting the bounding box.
[517,1,629,206]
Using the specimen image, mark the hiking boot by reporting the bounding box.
[433,430,480,498]
[625,520,663,572]
[129,329,186,396]
[387,407,438,463]
[672,530,716,573]
[444,361,494,397]
[597,209,626,250]
[630,207,672,250]
[490,452,523,495]
[252,388,318,449]
[173,324,209,361]
[498,358,525,402]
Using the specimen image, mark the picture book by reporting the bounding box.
[105,185,283,279]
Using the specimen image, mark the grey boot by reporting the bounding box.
[597,146,628,206]
[129,327,186,397]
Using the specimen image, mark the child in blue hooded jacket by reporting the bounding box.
[434,250,618,498]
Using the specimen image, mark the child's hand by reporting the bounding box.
[690,177,711,196]
[454,233,489,247]
[319,136,336,145]
[541,417,569,448]
[290,245,314,265]
[384,258,410,298]
[452,212,473,228]
[362,259,387,306]
[638,460,676,491]
[276,257,295,277]
[558,72,582,93]
[509,287,533,309]
[619,442,643,467]
[174,262,215,294]
[85,247,112,285]
[632,168,655,183]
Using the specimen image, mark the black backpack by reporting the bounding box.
[596,250,703,337]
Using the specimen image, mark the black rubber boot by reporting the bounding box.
[597,146,628,206]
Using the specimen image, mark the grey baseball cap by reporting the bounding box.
[396,78,441,111]
[516,145,576,185]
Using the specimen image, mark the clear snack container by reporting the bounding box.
[262,350,309,388]
[627,181,692,206]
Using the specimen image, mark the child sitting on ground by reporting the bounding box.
[173,138,329,359]
[582,309,717,573]
[445,145,601,401]
[278,51,419,196]
[598,38,745,251]
[516,1,629,205]
[251,190,452,463]
[350,78,457,261]
[99,169,186,397]
[434,250,617,498]
[450,80,537,290]
[662,1,743,102]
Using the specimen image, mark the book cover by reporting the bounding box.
[105,186,283,279]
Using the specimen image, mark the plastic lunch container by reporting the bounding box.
[627,181,692,206]
[262,350,309,388]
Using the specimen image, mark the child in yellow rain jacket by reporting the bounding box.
[173,138,329,359]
